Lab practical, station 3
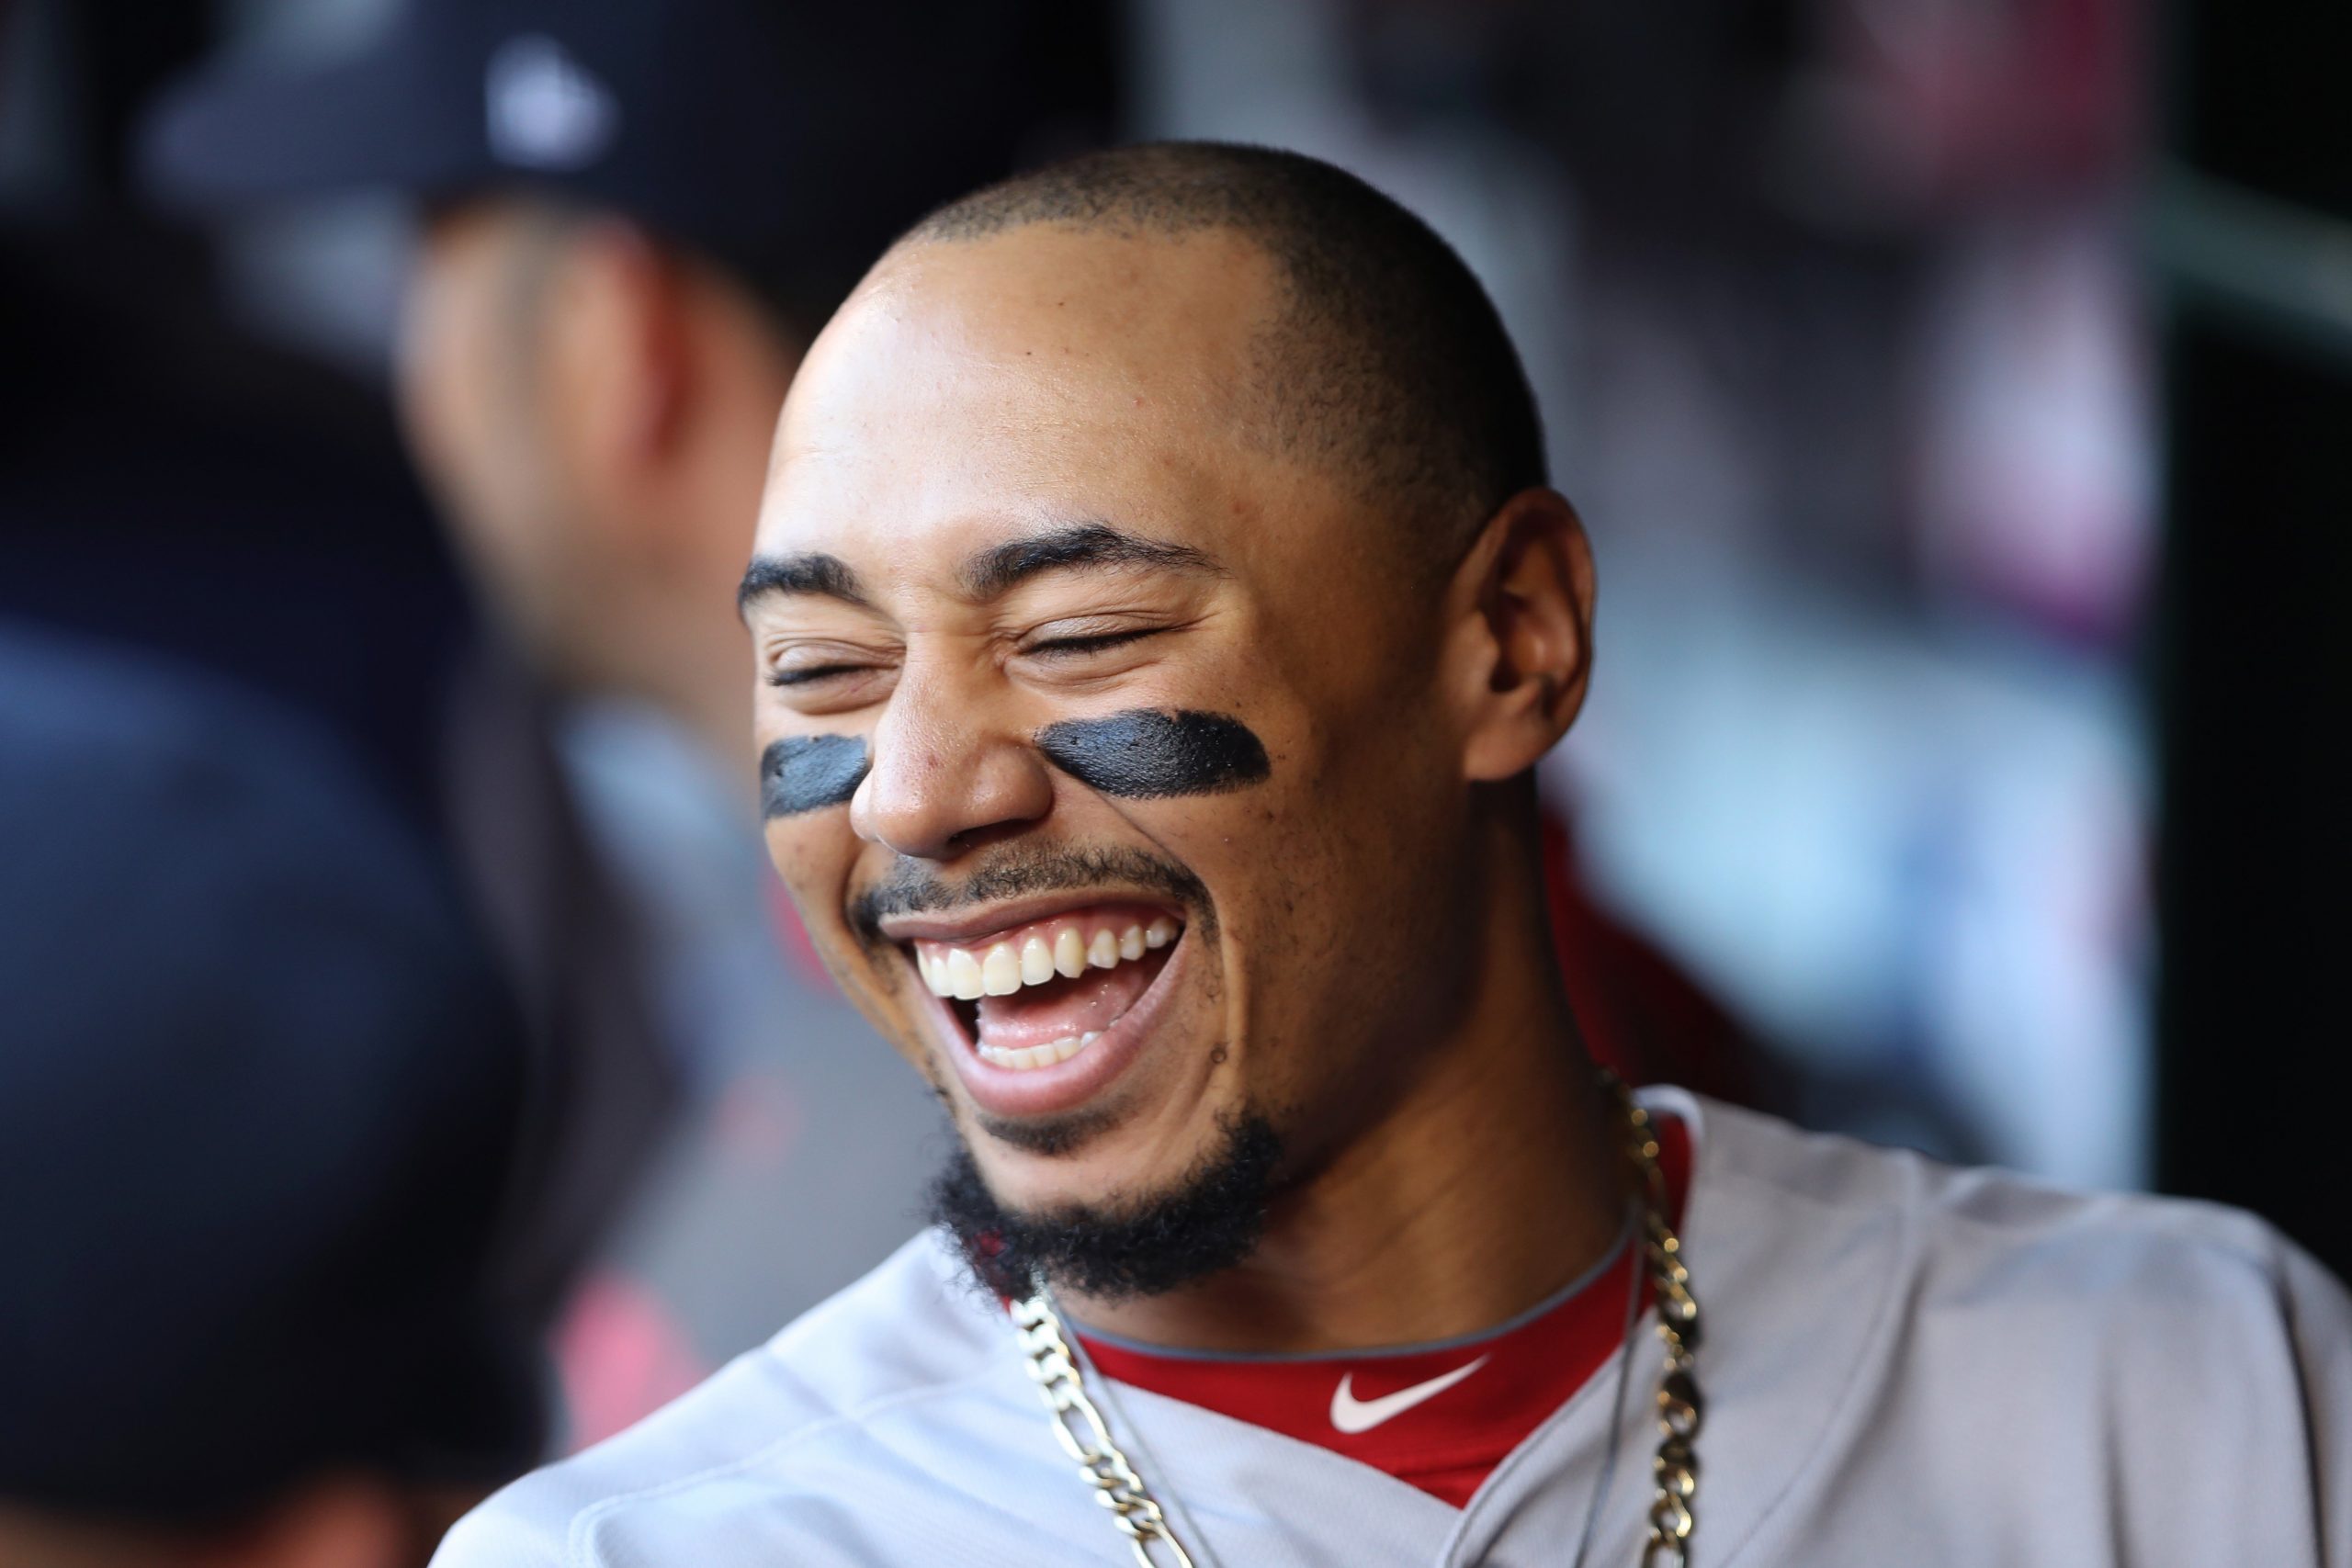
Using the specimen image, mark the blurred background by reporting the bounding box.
[2,0,2344,1548]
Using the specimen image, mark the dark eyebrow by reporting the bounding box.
[738,553,870,616]
[959,523,1221,601]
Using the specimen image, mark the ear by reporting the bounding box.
[1445,488,1596,784]
[537,219,694,505]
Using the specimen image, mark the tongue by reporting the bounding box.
[973,952,1165,1053]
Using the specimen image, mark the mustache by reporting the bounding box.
[847,843,1215,949]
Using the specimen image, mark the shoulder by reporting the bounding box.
[1680,1089,2352,1441]
[1674,1093,2352,1562]
[431,1231,1002,1568]
[1682,1089,2335,1314]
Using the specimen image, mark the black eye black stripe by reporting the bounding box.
[762,709,1269,818]
[1034,710,1269,798]
[761,735,869,818]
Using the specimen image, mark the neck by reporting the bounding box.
[1067,842,1628,1354]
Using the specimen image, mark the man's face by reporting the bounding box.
[749,228,1483,1224]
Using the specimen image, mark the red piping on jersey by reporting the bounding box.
[1074,1115,1692,1509]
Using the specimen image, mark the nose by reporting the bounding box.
[850,665,1054,861]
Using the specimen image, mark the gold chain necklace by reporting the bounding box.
[1010,1076,1704,1567]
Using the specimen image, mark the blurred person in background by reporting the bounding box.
[138,0,1118,1441]
[3,0,677,1443]
[0,625,548,1567]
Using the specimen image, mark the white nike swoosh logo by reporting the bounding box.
[1329,1355,1491,1435]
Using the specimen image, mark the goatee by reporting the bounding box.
[928,1112,1283,1300]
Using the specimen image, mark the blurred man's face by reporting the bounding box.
[747,229,1487,1247]
[403,201,674,691]
[397,202,591,670]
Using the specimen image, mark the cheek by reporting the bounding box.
[1123,725,1345,983]
[403,367,534,594]
[760,818,857,942]
[761,820,929,1052]
[393,340,471,500]
[397,276,556,608]
[1181,712,1453,1062]
[395,265,492,493]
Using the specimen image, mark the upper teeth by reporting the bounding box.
[916,917,1177,999]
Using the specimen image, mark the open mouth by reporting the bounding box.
[907,902,1182,1074]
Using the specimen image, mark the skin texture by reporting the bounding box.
[747,223,1622,1353]
[397,199,799,773]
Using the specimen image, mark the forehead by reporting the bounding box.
[757,227,1297,575]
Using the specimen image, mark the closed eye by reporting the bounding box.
[1023,627,1163,659]
[764,664,870,687]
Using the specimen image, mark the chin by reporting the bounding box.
[960,1077,1234,1211]
[927,1095,1287,1302]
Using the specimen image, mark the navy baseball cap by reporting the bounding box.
[0,624,542,1523]
[141,0,1112,311]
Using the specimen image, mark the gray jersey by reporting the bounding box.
[435,1090,2352,1566]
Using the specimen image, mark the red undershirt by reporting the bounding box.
[1070,1116,1692,1509]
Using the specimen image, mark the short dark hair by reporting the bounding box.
[901,141,1548,564]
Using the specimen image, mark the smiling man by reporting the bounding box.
[435,143,2352,1568]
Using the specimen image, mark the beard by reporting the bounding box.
[928,1111,1283,1301]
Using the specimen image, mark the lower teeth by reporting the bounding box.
[977,1030,1102,1071]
